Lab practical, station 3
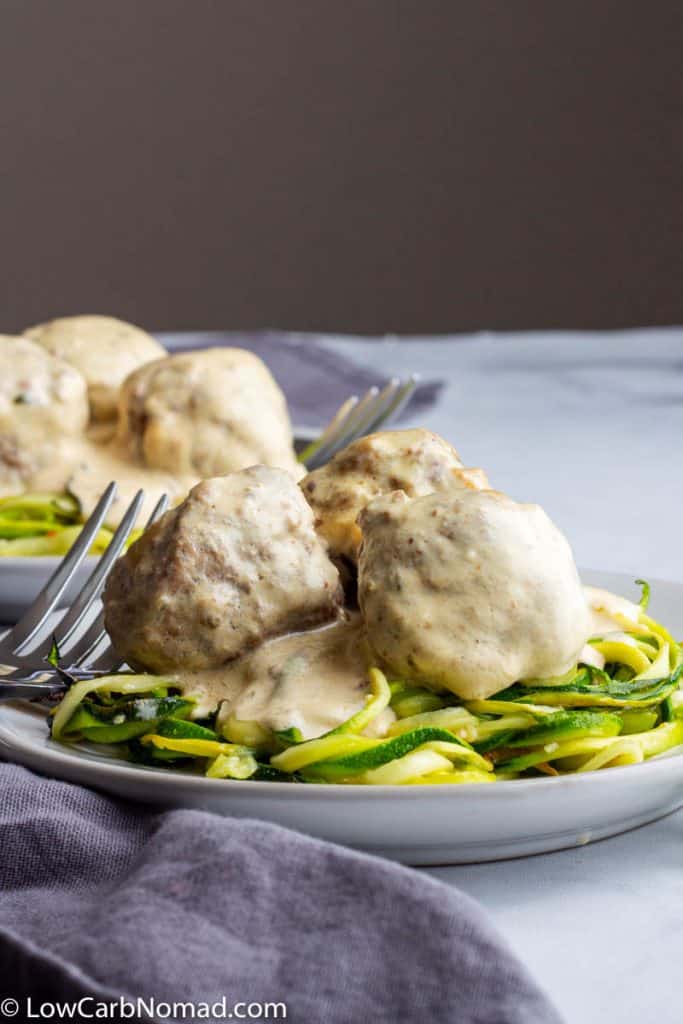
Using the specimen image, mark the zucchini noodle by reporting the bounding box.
[46,583,683,785]
[0,492,141,557]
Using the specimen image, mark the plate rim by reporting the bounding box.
[2,701,683,799]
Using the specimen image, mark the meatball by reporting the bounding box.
[358,488,590,701]
[116,347,302,480]
[0,336,88,494]
[24,315,165,422]
[300,428,488,561]
[104,466,343,673]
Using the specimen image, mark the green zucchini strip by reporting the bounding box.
[324,667,391,736]
[0,525,116,557]
[389,684,448,719]
[412,768,495,785]
[356,748,454,785]
[141,735,233,757]
[207,750,259,780]
[493,661,683,709]
[495,737,617,773]
[0,491,141,556]
[635,579,651,609]
[388,706,479,742]
[576,720,683,772]
[270,734,379,774]
[299,728,491,782]
[154,718,218,741]
[466,698,558,717]
[617,708,659,734]
[503,710,622,748]
[51,675,175,741]
[63,696,194,744]
[220,715,275,752]
[574,738,644,772]
[471,713,541,745]
[588,635,652,675]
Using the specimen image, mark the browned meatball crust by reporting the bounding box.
[104,466,343,672]
[300,428,488,562]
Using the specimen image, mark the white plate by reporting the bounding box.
[1,569,682,865]
[0,556,96,622]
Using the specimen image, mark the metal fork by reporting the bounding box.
[299,374,419,471]
[0,377,417,699]
[0,487,169,701]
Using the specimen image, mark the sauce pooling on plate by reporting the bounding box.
[30,434,196,528]
[182,615,393,738]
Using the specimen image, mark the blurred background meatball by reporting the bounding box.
[24,315,165,422]
[116,347,302,480]
[0,336,88,495]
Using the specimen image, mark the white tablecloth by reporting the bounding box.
[324,326,683,1024]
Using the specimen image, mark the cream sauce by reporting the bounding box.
[176,615,395,739]
[177,586,644,733]
[30,435,196,527]
[583,585,642,635]
[578,585,643,670]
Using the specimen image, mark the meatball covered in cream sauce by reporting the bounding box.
[300,428,488,561]
[116,347,302,481]
[0,336,89,495]
[358,488,590,700]
[104,466,343,673]
[24,315,165,422]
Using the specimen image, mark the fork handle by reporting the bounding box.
[0,681,65,701]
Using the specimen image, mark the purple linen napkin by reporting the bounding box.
[159,330,444,429]
[0,762,562,1024]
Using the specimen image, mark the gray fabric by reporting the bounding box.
[159,330,444,428]
[0,762,562,1023]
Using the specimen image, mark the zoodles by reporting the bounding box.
[0,492,140,556]
[47,583,683,785]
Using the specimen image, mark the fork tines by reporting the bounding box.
[0,488,168,678]
[303,374,419,471]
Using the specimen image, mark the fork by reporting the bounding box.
[298,374,419,471]
[0,486,169,702]
[0,377,418,700]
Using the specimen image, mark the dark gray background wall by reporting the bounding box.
[1,0,681,335]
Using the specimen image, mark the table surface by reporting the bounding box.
[323,326,683,1024]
